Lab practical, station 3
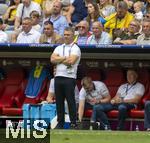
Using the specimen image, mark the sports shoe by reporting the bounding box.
[70,123,78,130]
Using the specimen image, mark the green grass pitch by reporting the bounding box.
[50,130,150,143]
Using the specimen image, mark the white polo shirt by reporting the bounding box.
[16,28,41,43]
[53,43,81,79]
[0,30,8,43]
[117,82,145,100]
[49,78,79,103]
[16,1,41,19]
[79,81,110,105]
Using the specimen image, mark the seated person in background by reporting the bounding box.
[2,0,21,30]
[144,101,150,131]
[78,76,110,122]
[48,0,68,36]
[11,10,42,43]
[0,18,8,43]
[87,21,112,45]
[92,69,145,130]
[85,2,106,30]
[16,17,41,43]
[14,0,41,31]
[113,20,141,45]
[133,1,144,21]
[30,10,41,32]
[96,0,116,18]
[61,1,71,18]
[46,78,79,113]
[42,0,55,19]
[39,20,63,44]
[74,20,91,45]
[136,18,150,45]
[104,1,134,39]
[66,0,88,25]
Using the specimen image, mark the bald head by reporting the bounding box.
[92,21,103,28]
[78,21,89,29]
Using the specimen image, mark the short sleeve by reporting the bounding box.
[71,44,81,57]
[79,87,86,100]
[99,82,109,97]
[53,45,62,55]
[136,84,145,96]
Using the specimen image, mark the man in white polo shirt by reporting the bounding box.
[0,18,8,43]
[14,0,41,31]
[93,69,145,130]
[78,76,111,122]
[51,27,81,129]
[16,17,41,43]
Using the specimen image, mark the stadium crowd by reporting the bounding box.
[0,0,149,44]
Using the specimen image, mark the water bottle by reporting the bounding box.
[135,125,139,131]
[104,125,108,130]
[89,125,93,130]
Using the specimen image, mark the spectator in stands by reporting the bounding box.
[143,0,150,14]
[93,69,145,130]
[14,0,41,31]
[74,20,91,45]
[104,1,134,39]
[0,0,8,17]
[113,20,141,45]
[48,0,68,36]
[96,0,116,18]
[11,10,41,43]
[144,101,150,131]
[2,0,21,30]
[0,18,8,43]
[30,10,41,32]
[39,20,63,44]
[85,2,106,30]
[78,76,110,122]
[16,17,41,43]
[133,1,144,21]
[42,0,55,19]
[136,18,150,45]
[66,0,88,25]
[143,11,150,20]
[51,27,81,129]
[87,21,112,45]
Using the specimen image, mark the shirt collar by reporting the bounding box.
[22,28,34,36]
[64,42,75,47]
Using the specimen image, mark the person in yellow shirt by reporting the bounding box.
[104,1,134,39]
[33,0,44,5]
[3,0,21,26]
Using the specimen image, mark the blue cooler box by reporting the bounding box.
[22,103,56,129]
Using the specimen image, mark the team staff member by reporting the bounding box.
[93,69,145,130]
[51,27,81,129]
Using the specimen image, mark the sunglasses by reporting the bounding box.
[130,23,137,27]
[144,15,150,18]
